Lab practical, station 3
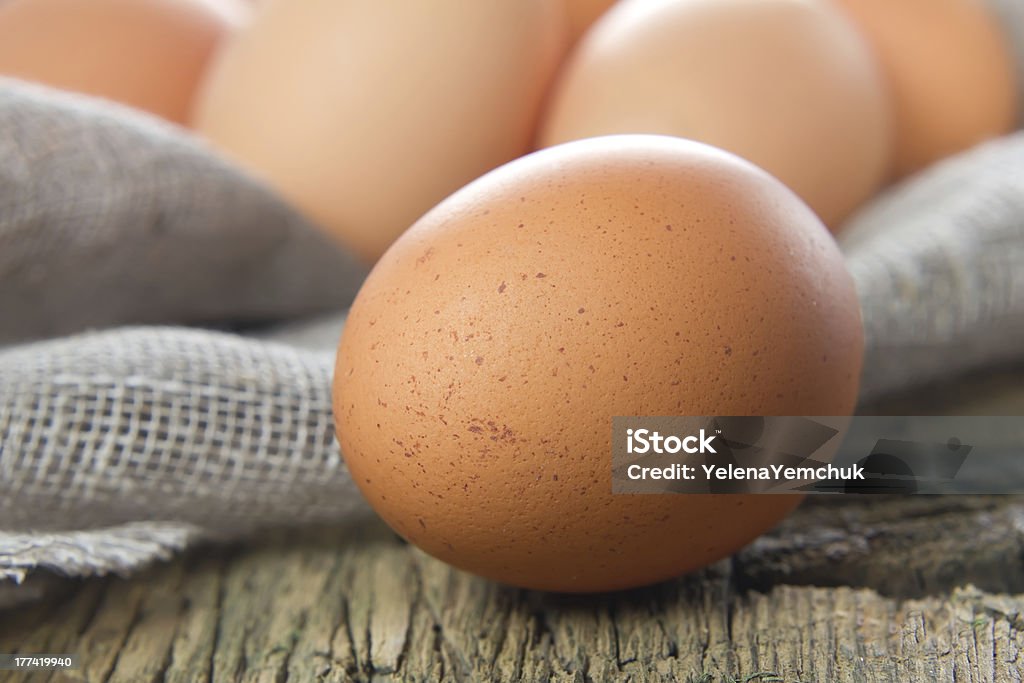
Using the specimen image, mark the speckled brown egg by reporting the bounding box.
[333,135,863,593]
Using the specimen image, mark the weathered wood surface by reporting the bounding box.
[2,365,1024,682]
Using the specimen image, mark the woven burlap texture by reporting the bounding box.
[0,328,368,586]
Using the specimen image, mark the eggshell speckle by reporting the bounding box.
[334,135,863,592]
[539,0,892,229]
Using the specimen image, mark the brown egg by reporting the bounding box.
[194,0,567,264]
[334,135,864,592]
[0,0,248,125]
[564,0,618,42]
[538,0,891,229]
[831,0,1017,177]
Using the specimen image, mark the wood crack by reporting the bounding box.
[207,560,226,683]
[155,629,175,683]
[274,610,306,683]
[99,582,144,683]
[76,577,111,638]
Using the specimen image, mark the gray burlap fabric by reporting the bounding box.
[0,79,369,600]
[0,328,368,585]
[0,78,367,344]
[3,9,1024,605]
[842,133,1024,400]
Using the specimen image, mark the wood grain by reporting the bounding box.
[2,495,1023,682]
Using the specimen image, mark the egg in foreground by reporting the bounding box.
[334,135,863,592]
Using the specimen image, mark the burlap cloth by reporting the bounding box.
[3,3,1024,604]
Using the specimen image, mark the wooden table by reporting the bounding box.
[3,366,1024,682]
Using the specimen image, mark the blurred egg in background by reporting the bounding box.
[563,0,618,43]
[0,0,248,125]
[539,0,893,229]
[193,0,568,264]
[831,0,1017,178]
